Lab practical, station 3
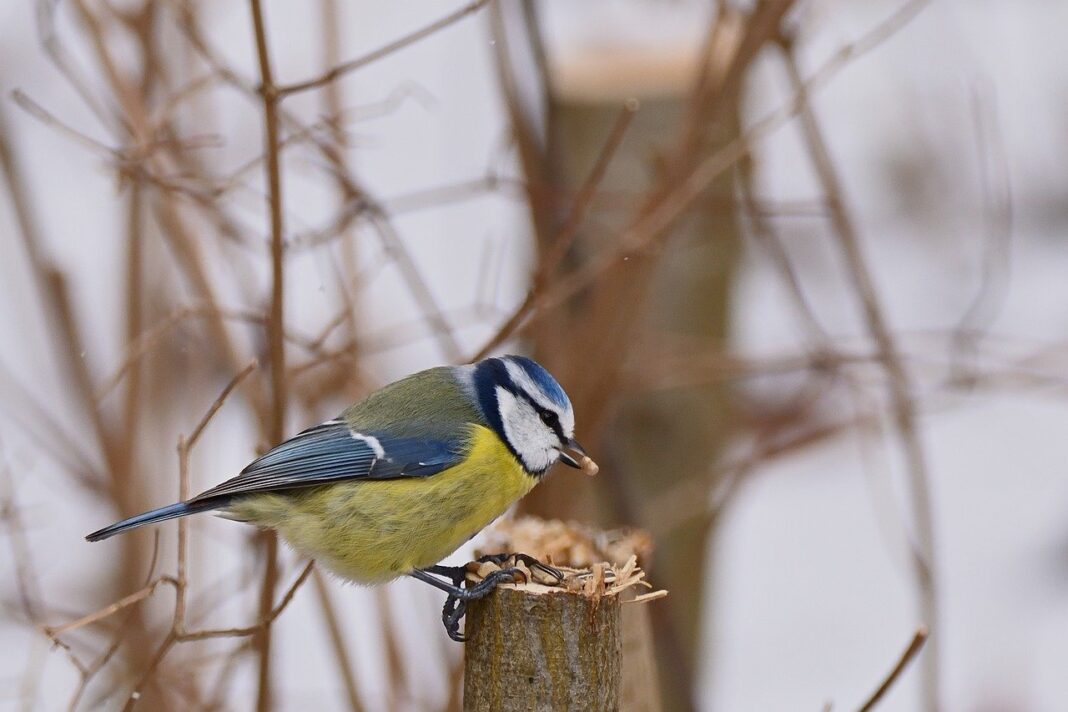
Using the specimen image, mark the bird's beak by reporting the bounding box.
[558,438,586,468]
[559,452,581,468]
[559,438,599,476]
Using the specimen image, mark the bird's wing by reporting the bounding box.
[189,419,464,502]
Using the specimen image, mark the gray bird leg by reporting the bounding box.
[411,566,525,641]
[412,554,564,641]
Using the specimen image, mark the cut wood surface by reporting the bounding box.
[463,584,621,712]
[464,519,665,711]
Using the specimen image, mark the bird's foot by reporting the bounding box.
[442,596,467,641]
[415,554,560,642]
[439,566,527,641]
[471,552,564,584]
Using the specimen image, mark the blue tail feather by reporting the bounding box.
[85,498,227,542]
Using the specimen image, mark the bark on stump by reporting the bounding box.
[463,586,622,712]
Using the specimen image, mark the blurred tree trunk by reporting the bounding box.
[539,90,739,712]
[488,4,800,709]
[489,5,744,710]
[489,2,798,708]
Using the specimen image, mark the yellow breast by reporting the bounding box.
[228,424,538,583]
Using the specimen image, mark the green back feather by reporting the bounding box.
[341,367,482,440]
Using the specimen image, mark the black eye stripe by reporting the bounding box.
[516,393,565,438]
[538,409,566,442]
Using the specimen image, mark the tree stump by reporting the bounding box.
[461,522,666,712]
[463,584,622,711]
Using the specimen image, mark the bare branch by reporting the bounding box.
[248,2,287,707]
[276,0,491,97]
[44,578,177,638]
[857,627,929,712]
[177,561,315,642]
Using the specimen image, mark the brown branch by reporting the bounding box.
[70,360,286,707]
[0,361,99,483]
[187,360,259,448]
[311,570,365,712]
[276,0,491,97]
[248,2,287,710]
[857,627,929,712]
[775,7,940,707]
[122,633,177,712]
[175,2,467,364]
[738,160,829,345]
[0,448,44,622]
[0,100,115,477]
[472,99,639,361]
[44,578,177,638]
[96,305,322,403]
[488,0,927,351]
[46,534,165,711]
[488,0,554,245]
[176,360,258,631]
[177,561,315,642]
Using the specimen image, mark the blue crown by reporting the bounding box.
[503,355,570,410]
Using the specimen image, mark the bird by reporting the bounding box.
[86,355,597,640]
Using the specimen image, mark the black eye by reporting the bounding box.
[540,410,559,427]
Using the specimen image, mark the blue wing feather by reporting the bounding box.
[189,420,464,502]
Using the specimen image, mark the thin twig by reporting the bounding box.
[174,1,467,364]
[276,0,491,97]
[856,627,929,712]
[122,633,177,712]
[0,445,44,623]
[499,0,936,344]
[44,578,177,637]
[311,570,365,712]
[177,561,315,642]
[95,305,319,403]
[949,86,1014,381]
[472,99,640,360]
[776,10,940,708]
[187,361,259,448]
[175,361,258,631]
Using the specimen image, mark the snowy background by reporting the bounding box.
[1,1,1067,710]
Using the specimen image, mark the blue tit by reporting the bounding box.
[86,355,596,640]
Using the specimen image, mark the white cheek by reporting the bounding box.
[496,387,558,473]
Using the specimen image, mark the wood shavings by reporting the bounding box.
[470,518,666,602]
[588,563,606,596]
[476,516,654,570]
[628,590,669,604]
[464,555,656,600]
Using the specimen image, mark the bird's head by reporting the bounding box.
[471,355,590,476]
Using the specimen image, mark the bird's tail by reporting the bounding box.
[85,497,230,542]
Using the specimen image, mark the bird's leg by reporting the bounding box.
[424,564,466,588]
[410,566,530,642]
[422,565,471,641]
[410,566,527,600]
[413,554,563,641]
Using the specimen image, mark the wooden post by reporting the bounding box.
[463,585,622,711]
[464,520,666,711]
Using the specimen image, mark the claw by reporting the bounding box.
[444,599,468,641]
[414,553,563,642]
[441,596,468,642]
[475,552,563,582]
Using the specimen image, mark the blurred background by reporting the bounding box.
[1,0,1066,710]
